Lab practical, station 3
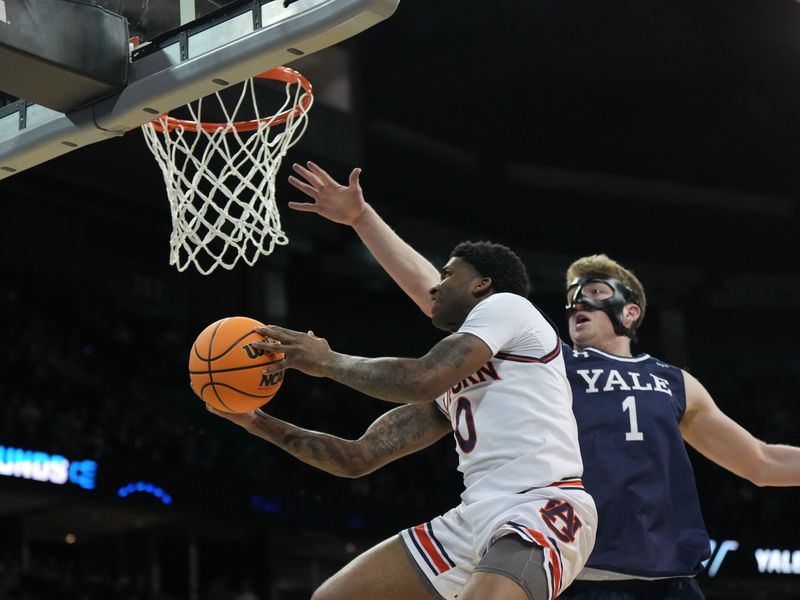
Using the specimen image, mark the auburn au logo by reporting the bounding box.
[540,499,583,543]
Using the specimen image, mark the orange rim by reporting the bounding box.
[148,66,313,133]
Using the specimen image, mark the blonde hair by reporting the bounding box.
[565,254,646,330]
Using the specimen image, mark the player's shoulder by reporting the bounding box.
[482,291,532,307]
[650,354,680,370]
[628,351,681,372]
[469,292,530,318]
[467,293,557,338]
[481,292,553,323]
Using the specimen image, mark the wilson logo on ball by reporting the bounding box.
[243,343,267,359]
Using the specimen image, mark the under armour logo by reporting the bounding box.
[572,350,589,358]
[540,499,583,543]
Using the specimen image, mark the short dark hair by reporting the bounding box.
[451,241,530,297]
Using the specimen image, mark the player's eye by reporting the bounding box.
[588,283,613,299]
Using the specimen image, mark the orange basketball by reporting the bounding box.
[189,316,285,413]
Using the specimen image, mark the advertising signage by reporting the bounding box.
[0,443,97,490]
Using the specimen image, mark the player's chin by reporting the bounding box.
[569,326,591,344]
[430,311,455,333]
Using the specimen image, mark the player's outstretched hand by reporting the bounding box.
[287,161,367,226]
[206,404,259,431]
[253,325,332,378]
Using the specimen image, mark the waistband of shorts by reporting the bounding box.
[568,577,698,592]
[518,478,584,494]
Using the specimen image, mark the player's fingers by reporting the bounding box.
[255,325,285,337]
[258,324,301,338]
[251,340,285,354]
[262,358,288,375]
[287,201,320,213]
[348,167,362,188]
[287,176,319,198]
[305,161,335,183]
[292,162,323,187]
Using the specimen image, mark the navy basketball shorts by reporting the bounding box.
[560,577,705,600]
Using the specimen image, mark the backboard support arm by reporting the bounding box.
[0,0,399,180]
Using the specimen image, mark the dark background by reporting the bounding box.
[2,0,800,598]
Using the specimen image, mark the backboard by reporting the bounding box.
[0,0,399,179]
[94,0,261,44]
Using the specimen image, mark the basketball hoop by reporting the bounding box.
[141,66,313,275]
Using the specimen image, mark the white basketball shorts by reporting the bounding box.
[399,480,597,600]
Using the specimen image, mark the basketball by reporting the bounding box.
[189,316,285,413]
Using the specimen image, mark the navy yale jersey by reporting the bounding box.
[564,345,710,579]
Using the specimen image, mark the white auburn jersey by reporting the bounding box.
[435,293,584,505]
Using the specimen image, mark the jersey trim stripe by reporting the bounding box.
[412,523,452,574]
[405,527,440,577]
[435,402,450,418]
[550,479,585,491]
[504,521,563,600]
[426,522,456,568]
[552,478,583,487]
[532,529,563,600]
[519,478,585,494]
[495,340,561,364]
[542,532,565,598]
[579,347,652,362]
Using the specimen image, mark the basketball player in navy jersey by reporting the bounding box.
[278,161,800,599]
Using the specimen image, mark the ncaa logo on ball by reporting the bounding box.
[260,371,284,388]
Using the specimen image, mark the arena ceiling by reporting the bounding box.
[354,0,800,274]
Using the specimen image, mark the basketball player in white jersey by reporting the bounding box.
[279,162,800,599]
[211,238,597,600]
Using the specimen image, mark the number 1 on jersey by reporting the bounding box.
[622,396,644,441]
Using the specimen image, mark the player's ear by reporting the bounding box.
[623,303,641,327]
[473,276,493,298]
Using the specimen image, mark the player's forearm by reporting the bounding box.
[352,205,438,316]
[750,443,800,487]
[245,410,369,478]
[323,353,439,404]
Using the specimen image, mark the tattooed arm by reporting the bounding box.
[254,326,494,404]
[208,403,451,478]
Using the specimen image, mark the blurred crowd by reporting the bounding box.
[0,552,155,600]
[0,551,264,600]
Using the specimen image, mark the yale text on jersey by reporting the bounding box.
[575,369,672,396]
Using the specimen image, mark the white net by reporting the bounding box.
[141,68,313,275]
